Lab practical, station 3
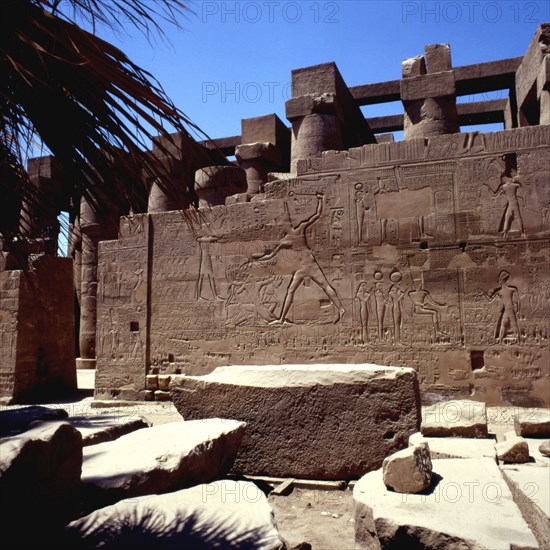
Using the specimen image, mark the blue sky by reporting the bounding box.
[90,0,550,140]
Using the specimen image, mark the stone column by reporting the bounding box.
[287,93,344,173]
[77,197,100,369]
[19,156,62,256]
[235,114,291,194]
[285,63,375,173]
[194,166,247,208]
[401,44,459,140]
[235,143,283,194]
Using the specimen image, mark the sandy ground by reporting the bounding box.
[0,370,523,550]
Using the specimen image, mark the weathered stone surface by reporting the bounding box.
[0,405,68,437]
[194,165,247,206]
[424,43,452,73]
[81,419,246,509]
[0,421,82,546]
[496,436,530,463]
[93,36,550,410]
[1,256,76,404]
[501,464,550,550]
[515,409,550,437]
[354,458,538,550]
[66,480,285,549]
[409,431,496,460]
[539,440,550,457]
[382,442,432,493]
[421,400,488,438]
[171,364,420,479]
[504,431,549,465]
[67,414,150,446]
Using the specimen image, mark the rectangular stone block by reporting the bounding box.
[401,71,456,101]
[424,43,452,73]
[171,364,420,480]
[241,114,290,150]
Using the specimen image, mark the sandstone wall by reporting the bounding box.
[95,126,550,406]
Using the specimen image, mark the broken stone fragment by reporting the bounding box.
[496,437,530,463]
[421,400,488,438]
[354,458,539,550]
[383,442,432,494]
[514,408,550,437]
[539,440,550,457]
[65,480,286,550]
[171,364,420,479]
[0,421,83,546]
[81,419,246,511]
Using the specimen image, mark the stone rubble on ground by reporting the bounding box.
[408,431,496,459]
[353,457,539,550]
[0,420,83,546]
[382,442,432,493]
[65,479,286,549]
[80,418,246,510]
[514,409,550,437]
[421,400,488,438]
[170,364,420,479]
[496,436,530,463]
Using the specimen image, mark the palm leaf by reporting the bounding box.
[1,0,224,251]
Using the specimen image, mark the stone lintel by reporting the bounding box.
[285,93,340,121]
[401,71,456,101]
[241,114,289,147]
[235,142,282,164]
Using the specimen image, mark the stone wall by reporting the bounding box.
[0,256,76,403]
[95,125,550,406]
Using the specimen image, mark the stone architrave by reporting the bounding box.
[80,419,246,510]
[421,400,488,438]
[382,442,432,493]
[170,364,420,479]
[65,480,286,549]
[354,458,538,550]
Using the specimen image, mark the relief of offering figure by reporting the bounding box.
[483,270,520,344]
[196,235,222,301]
[355,281,371,344]
[388,270,405,344]
[373,271,388,341]
[250,193,345,324]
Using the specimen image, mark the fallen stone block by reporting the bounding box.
[0,405,68,437]
[65,480,285,549]
[81,419,245,510]
[409,431,496,460]
[0,421,82,546]
[515,409,550,437]
[496,437,530,464]
[501,464,550,550]
[421,400,488,438]
[383,443,432,494]
[539,440,550,457]
[66,414,151,446]
[170,364,420,479]
[504,431,548,465]
[353,458,538,550]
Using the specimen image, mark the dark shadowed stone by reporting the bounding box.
[65,480,285,549]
